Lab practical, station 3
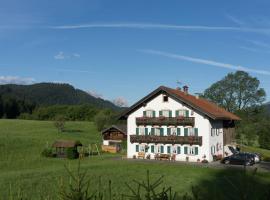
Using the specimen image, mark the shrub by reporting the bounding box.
[54,115,66,133]
[41,148,54,157]
[66,148,79,159]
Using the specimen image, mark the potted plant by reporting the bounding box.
[133,155,136,159]
[186,156,189,162]
[146,154,151,159]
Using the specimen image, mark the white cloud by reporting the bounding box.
[73,53,80,58]
[54,51,66,60]
[87,90,103,99]
[50,23,270,35]
[0,76,35,85]
[140,49,270,76]
[112,97,128,107]
[54,51,80,60]
[225,14,245,26]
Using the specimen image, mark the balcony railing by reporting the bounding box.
[136,117,195,126]
[130,135,202,146]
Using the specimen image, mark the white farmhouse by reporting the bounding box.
[119,86,240,162]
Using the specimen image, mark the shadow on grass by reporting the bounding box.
[184,167,270,200]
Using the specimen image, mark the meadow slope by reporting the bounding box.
[0,120,270,199]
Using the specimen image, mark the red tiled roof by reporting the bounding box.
[163,86,240,120]
[119,86,240,121]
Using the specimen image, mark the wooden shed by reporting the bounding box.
[101,125,127,153]
[52,140,82,158]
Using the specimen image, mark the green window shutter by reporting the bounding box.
[152,111,156,117]
[167,146,171,154]
[195,147,198,155]
[159,111,163,116]
[136,145,139,152]
[143,111,146,117]
[169,110,172,117]
[160,128,164,136]
[167,128,171,135]
[136,128,139,135]
[177,128,181,136]
[184,128,188,136]
[184,146,188,154]
[177,146,181,154]
[185,110,189,117]
[195,128,198,136]
[160,146,164,153]
[175,110,179,117]
[145,128,148,136]
[151,128,155,135]
[151,145,154,153]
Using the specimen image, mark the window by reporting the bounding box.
[144,110,155,117]
[184,146,198,155]
[163,95,168,102]
[153,128,164,136]
[151,145,155,153]
[160,145,164,153]
[159,110,172,117]
[176,109,189,117]
[139,127,145,135]
[211,145,215,155]
[171,127,177,135]
[217,129,222,136]
[177,146,181,154]
[167,146,171,154]
[136,145,139,152]
[211,128,216,137]
[184,128,198,136]
[216,143,219,152]
[140,145,145,152]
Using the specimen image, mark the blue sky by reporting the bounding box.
[1,0,270,105]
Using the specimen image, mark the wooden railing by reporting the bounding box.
[136,117,195,126]
[130,135,202,146]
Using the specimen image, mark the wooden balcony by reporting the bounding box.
[136,117,195,126]
[130,135,202,146]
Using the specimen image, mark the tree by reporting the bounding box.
[203,71,266,112]
[3,97,20,119]
[94,109,117,131]
[0,96,3,118]
[54,115,66,133]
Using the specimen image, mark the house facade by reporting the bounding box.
[120,86,240,162]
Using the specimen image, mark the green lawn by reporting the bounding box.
[0,120,270,199]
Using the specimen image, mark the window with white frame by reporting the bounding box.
[146,110,154,117]
[161,110,170,117]
[211,128,216,137]
[189,128,195,136]
[171,127,177,135]
[139,127,145,135]
[176,109,187,117]
[187,146,197,155]
[140,145,145,152]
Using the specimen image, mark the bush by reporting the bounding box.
[41,148,54,157]
[66,148,79,159]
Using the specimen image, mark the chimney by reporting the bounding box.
[183,85,189,94]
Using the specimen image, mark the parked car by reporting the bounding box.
[221,153,255,166]
[227,146,261,163]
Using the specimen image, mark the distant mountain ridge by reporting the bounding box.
[0,83,120,110]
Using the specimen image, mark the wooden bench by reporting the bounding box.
[138,152,145,159]
[155,153,171,161]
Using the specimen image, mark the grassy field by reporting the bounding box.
[0,120,270,199]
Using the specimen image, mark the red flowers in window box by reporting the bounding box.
[177,116,185,121]
[158,116,166,121]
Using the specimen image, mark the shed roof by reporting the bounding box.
[101,124,127,135]
[119,86,240,121]
[52,140,82,148]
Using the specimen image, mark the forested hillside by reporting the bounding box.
[0,83,119,110]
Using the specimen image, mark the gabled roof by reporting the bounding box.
[119,86,240,121]
[101,124,127,135]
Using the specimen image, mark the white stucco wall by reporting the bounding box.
[127,94,215,162]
